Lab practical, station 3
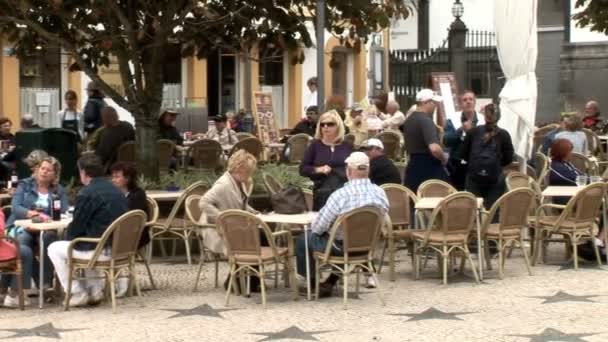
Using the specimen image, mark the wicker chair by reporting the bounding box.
[375,131,402,161]
[378,184,418,281]
[140,197,159,290]
[569,152,596,175]
[286,134,312,164]
[583,128,601,157]
[218,210,297,308]
[534,152,550,186]
[0,234,24,310]
[262,173,283,196]
[411,192,481,285]
[148,181,208,265]
[156,139,176,174]
[236,132,256,142]
[532,182,605,269]
[481,188,535,279]
[417,179,457,198]
[533,124,559,152]
[503,162,537,179]
[505,172,533,191]
[302,188,313,211]
[64,210,147,312]
[314,206,385,309]
[116,141,136,163]
[229,137,263,160]
[186,195,220,291]
[189,139,224,171]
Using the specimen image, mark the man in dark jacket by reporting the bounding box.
[83,82,106,135]
[94,106,135,167]
[49,152,128,307]
[363,138,402,185]
[290,105,318,137]
[158,108,183,145]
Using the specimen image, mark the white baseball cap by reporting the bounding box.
[416,88,443,102]
[363,138,384,150]
[345,151,370,169]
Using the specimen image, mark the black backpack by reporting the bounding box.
[468,127,501,185]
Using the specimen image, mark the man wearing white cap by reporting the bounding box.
[362,138,401,185]
[402,89,448,192]
[295,151,389,297]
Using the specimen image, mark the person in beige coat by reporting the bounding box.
[198,150,258,254]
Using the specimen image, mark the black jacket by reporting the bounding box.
[94,121,135,166]
[126,187,150,248]
[461,125,514,168]
[66,178,129,250]
[370,155,402,186]
[290,120,315,137]
[83,96,106,133]
[158,125,183,145]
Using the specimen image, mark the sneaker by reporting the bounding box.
[3,294,30,308]
[67,292,89,307]
[88,291,104,306]
[363,275,377,289]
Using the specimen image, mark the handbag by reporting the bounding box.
[271,185,308,214]
[313,171,347,211]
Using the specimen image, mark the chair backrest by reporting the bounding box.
[569,152,592,175]
[216,210,277,258]
[560,182,606,226]
[230,137,263,160]
[425,192,477,244]
[505,171,532,191]
[583,128,600,156]
[262,173,283,196]
[381,183,417,227]
[145,197,159,226]
[485,188,535,234]
[190,139,223,170]
[287,133,311,164]
[185,195,202,224]
[344,133,356,147]
[164,181,208,227]
[503,162,537,179]
[87,210,147,266]
[375,131,401,160]
[534,152,550,184]
[533,124,559,150]
[156,139,176,173]
[302,188,313,211]
[236,132,256,142]
[322,207,384,260]
[417,180,456,198]
[116,141,136,163]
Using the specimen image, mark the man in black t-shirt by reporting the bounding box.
[362,138,401,185]
[94,106,135,167]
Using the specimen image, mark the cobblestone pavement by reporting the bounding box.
[1,247,607,342]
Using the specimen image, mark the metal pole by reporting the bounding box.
[316,0,325,112]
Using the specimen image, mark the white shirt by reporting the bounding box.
[449,111,484,130]
[380,110,406,130]
[57,109,84,136]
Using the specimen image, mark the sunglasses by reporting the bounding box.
[320,122,336,128]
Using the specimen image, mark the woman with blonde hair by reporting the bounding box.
[300,110,353,210]
[0,156,69,306]
[198,149,259,290]
[555,114,588,155]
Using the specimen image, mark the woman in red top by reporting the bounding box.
[0,211,33,307]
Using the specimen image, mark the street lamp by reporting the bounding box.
[451,0,464,20]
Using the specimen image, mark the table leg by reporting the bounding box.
[39,230,45,309]
[304,225,311,301]
[476,210,483,281]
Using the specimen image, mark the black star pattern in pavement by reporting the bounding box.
[163,304,238,319]
[510,327,598,342]
[529,291,599,304]
[0,323,83,340]
[251,326,333,341]
[389,307,474,321]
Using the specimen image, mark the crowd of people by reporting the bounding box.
[0,79,605,306]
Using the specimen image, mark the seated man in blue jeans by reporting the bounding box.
[295,152,389,298]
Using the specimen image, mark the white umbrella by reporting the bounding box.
[494,0,538,163]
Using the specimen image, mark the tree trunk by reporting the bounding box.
[133,103,161,180]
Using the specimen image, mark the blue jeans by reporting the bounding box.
[0,229,57,289]
[0,241,33,290]
[295,232,343,285]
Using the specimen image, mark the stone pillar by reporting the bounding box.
[448,19,468,92]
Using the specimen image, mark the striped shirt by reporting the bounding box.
[311,178,389,240]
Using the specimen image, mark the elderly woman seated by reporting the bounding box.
[198,150,259,290]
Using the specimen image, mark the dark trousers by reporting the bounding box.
[296,233,343,285]
[404,153,448,193]
[465,175,506,211]
[448,158,468,191]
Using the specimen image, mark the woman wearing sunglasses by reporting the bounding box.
[300,111,353,211]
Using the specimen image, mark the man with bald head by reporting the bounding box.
[380,100,405,131]
[94,106,135,166]
[583,100,602,131]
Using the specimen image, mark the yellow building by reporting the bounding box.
[0,31,390,130]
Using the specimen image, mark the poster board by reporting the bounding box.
[252,92,280,145]
[429,72,460,128]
